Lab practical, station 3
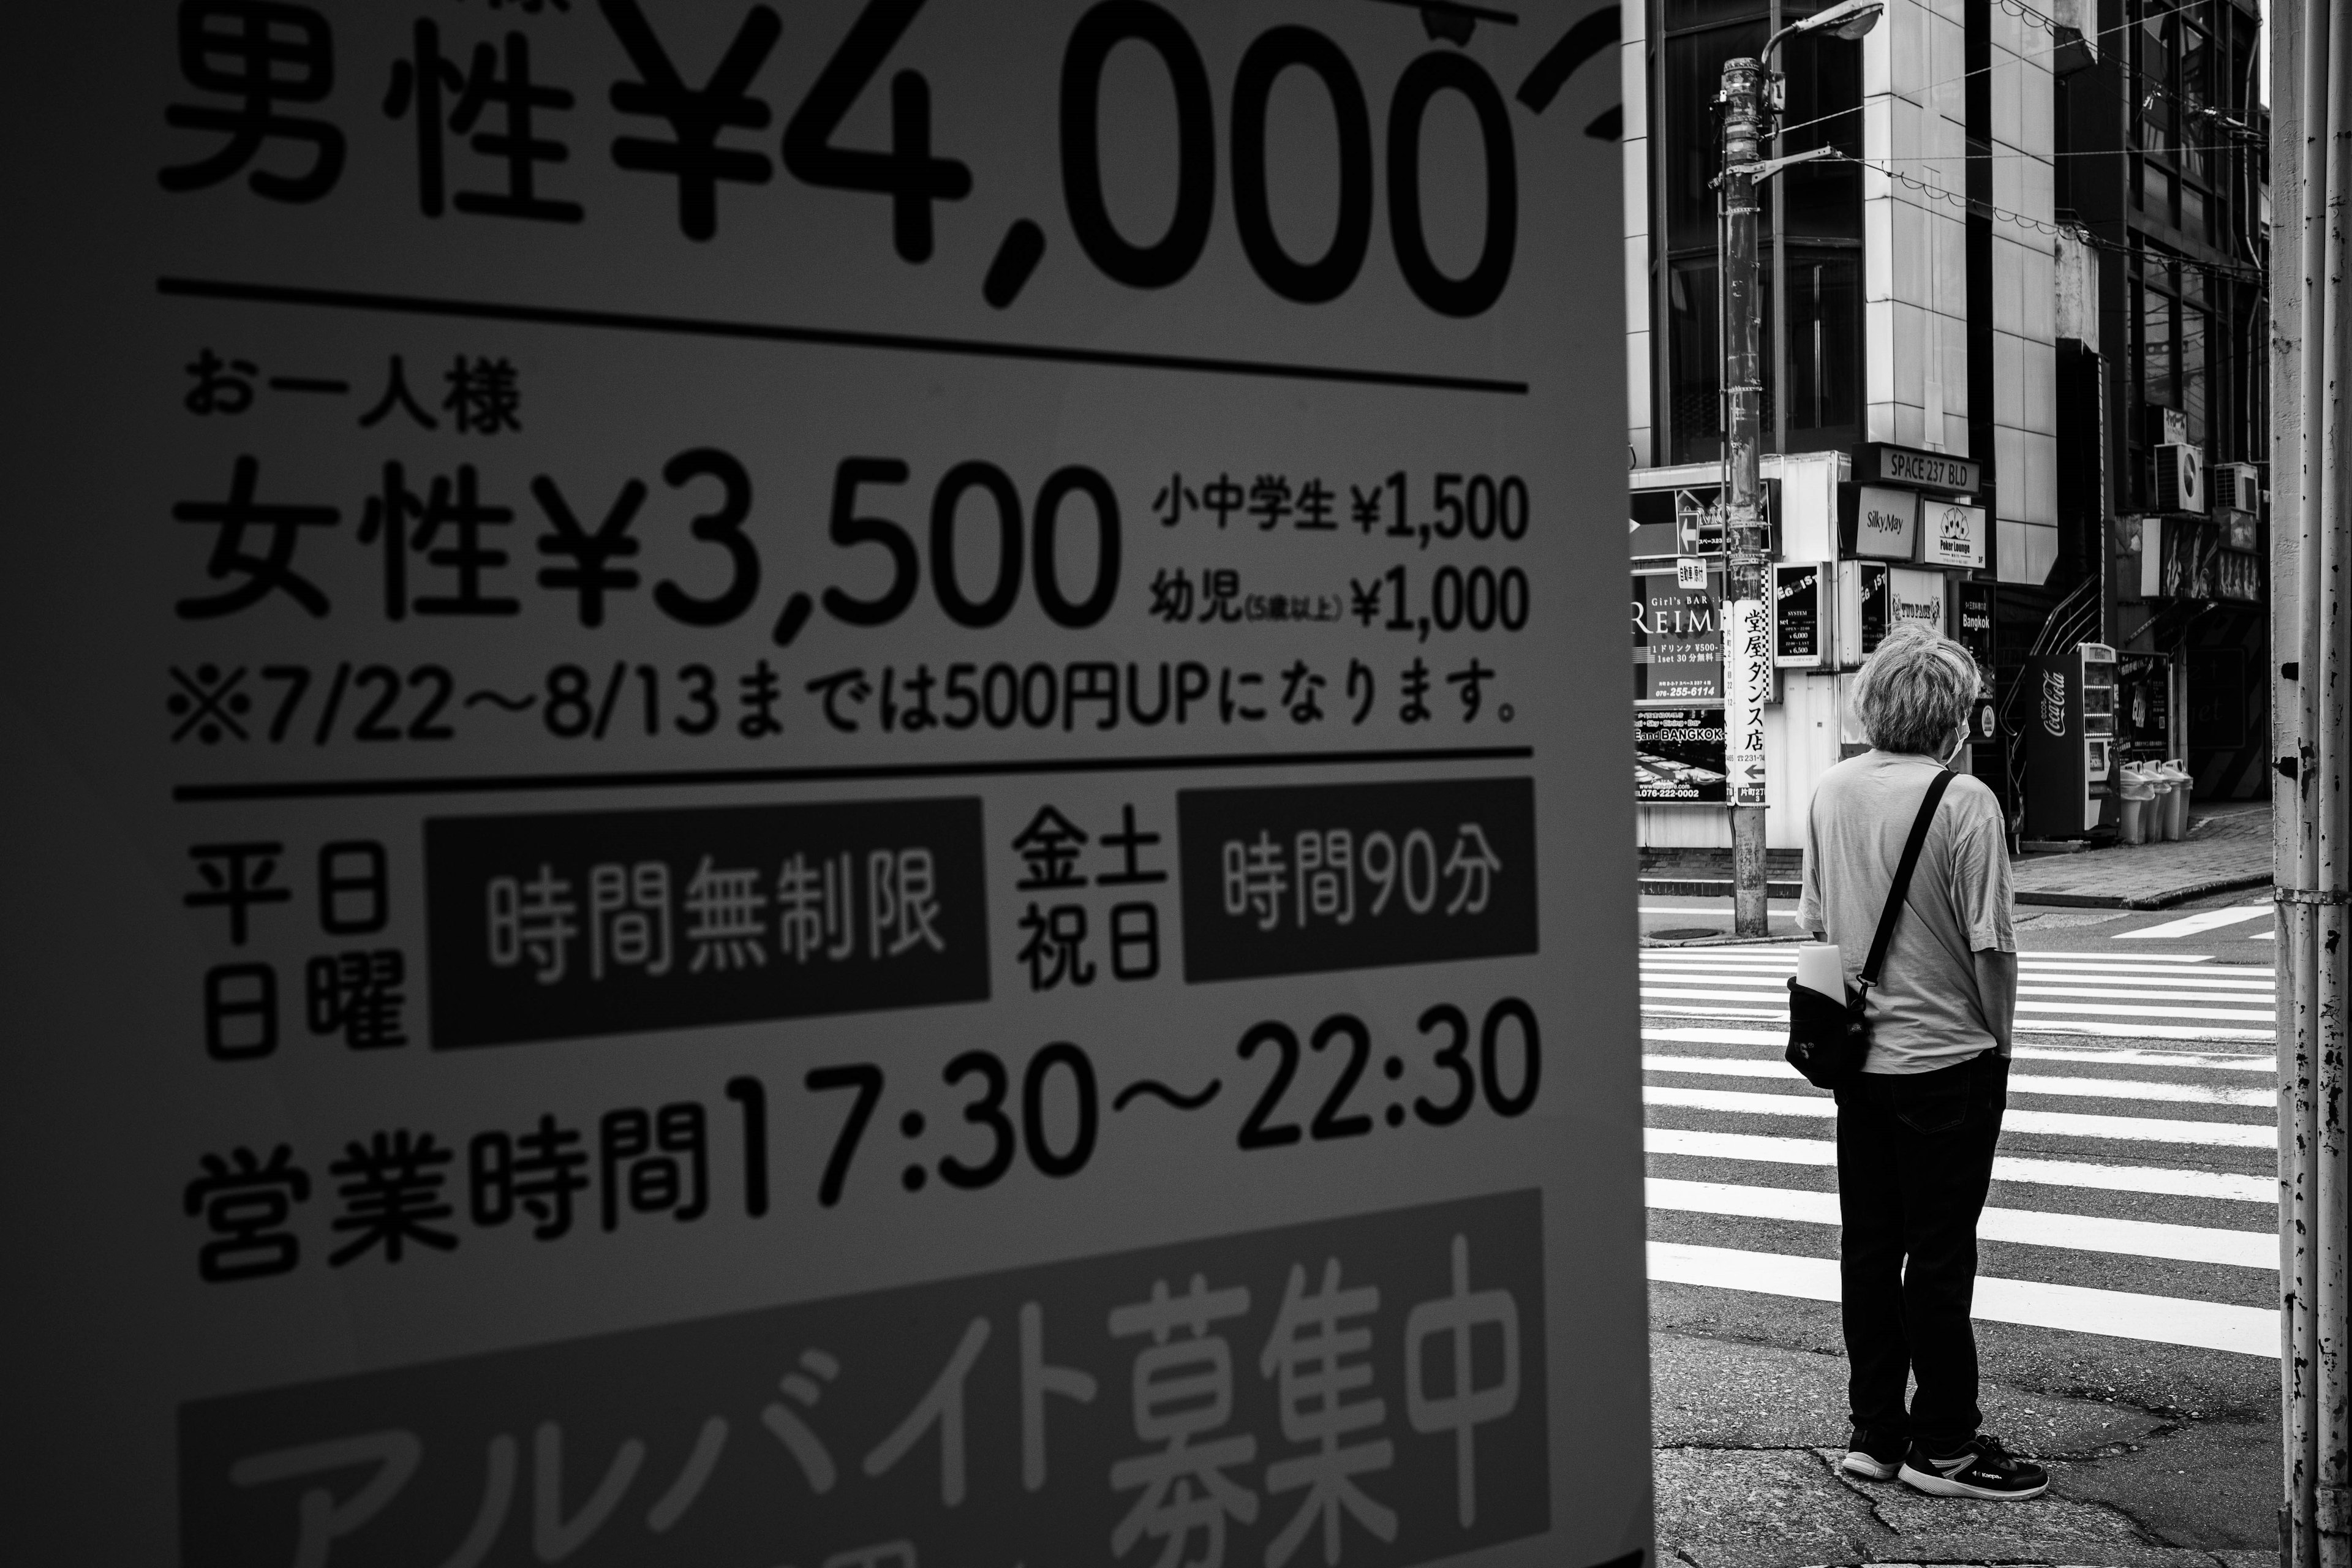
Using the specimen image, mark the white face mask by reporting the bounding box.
[1940,726,1968,767]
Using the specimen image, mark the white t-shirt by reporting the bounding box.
[1795,749,2015,1074]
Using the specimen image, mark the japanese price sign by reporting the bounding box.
[0,4,1646,1566]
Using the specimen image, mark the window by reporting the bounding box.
[2180,301,2207,447]
[1667,257,1721,459]
[2141,285,2173,409]
[2129,0,2217,242]
[1782,247,1861,437]
[1664,247,1860,460]
[1654,1,1863,463]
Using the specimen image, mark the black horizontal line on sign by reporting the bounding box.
[157,277,1529,397]
[1361,0,1520,23]
[173,745,1537,804]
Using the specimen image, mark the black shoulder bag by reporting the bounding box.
[1784,769,1954,1090]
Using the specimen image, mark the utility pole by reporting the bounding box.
[2271,0,2350,1561]
[1720,54,1773,940]
[1719,0,1880,940]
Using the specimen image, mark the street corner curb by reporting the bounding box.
[1642,932,1814,948]
[2013,872,2274,911]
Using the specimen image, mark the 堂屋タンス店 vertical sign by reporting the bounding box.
[0,6,1648,1565]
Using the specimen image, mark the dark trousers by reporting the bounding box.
[1834,1051,2008,1449]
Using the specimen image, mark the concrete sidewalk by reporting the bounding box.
[1652,1328,2278,1568]
[2011,801,2272,911]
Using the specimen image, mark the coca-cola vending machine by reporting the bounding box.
[2024,642,2119,840]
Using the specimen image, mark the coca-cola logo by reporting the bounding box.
[2041,669,2067,736]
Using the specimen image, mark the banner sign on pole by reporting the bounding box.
[1722,597,1774,806]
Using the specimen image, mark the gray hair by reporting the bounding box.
[1850,624,1983,756]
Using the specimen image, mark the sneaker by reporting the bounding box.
[1839,1427,1904,1480]
[1897,1432,2049,1499]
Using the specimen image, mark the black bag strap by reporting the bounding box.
[1857,769,1955,994]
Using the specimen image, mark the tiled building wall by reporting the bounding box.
[1862,0,1972,455]
[1987,1,2059,586]
[1623,10,1653,469]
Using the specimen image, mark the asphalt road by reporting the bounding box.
[1640,894,2282,1568]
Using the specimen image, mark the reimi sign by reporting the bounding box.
[0,5,1649,1566]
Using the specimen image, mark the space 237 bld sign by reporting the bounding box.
[0,2,1647,1565]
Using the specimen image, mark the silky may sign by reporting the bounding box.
[0,5,1648,1567]
[1849,485,1918,560]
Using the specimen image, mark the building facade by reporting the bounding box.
[1623,0,2266,859]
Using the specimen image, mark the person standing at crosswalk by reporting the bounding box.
[1795,624,2048,1501]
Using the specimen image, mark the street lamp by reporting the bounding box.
[1770,0,1885,53]
[1717,0,1880,938]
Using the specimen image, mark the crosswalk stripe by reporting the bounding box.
[2022,974,2276,989]
[2024,974,2267,987]
[1648,1178,2275,1268]
[1639,986,2276,1023]
[2118,907,2275,939]
[1642,963,2274,990]
[1640,1054,2277,1107]
[1643,1127,2277,1202]
[1640,1007,2279,1042]
[1643,1025,2277,1074]
[1642,982,2278,1016]
[1642,964,2272,985]
[2015,1000,2275,1022]
[1648,1242,2277,1357]
[2017,985,2278,1005]
[1638,952,2280,1043]
[1646,951,2246,968]
[1645,1085,2277,1147]
[2013,982,2267,1006]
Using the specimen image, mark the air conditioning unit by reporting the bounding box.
[2154,442,2205,514]
[2210,461,2263,514]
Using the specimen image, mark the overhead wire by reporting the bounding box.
[1766,0,2234,147]
[1809,150,2263,289]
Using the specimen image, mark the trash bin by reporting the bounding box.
[2119,764,2153,845]
[2158,759,2193,840]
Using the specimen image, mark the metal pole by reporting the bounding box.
[2278,0,2351,1560]
[1721,55,1772,938]
[2313,9,2351,1564]
[1771,0,1789,462]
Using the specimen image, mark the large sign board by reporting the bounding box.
[1773,563,1825,668]
[0,4,1648,1566]
[1626,481,1781,559]
[1841,483,1919,560]
[1890,568,1950,635]
[1632,569,1723,701]
[1853,442,1982,494]
[2141,518,2262,602]
[1634,708,1728,804]
[1920,499,1987,570]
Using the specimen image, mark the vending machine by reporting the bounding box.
[2024,642,2119,839]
